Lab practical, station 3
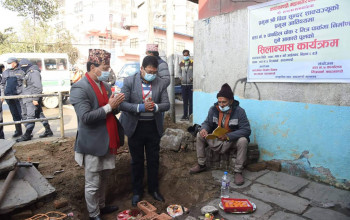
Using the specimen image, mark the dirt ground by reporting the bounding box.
[4,120,220,220]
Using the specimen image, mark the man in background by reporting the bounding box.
[146,44,170,88]
[178,49,193,121]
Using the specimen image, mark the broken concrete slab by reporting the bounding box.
[243,169,269,181]
[211,170,252,189]
[298,182,350,209]
[206,191,272,220]
[0,139,15,158]
[256,171,310,193]
[268,211,306,220]
[302,207,350,220]
[0,166,56,214]
[0,150,17,174]
[0,178,38,214]
[160,128,185,151]
[246,183,309,214]
[15,165,56,200]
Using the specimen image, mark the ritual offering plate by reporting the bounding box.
[219,198,256,213]
[167,204,188,218]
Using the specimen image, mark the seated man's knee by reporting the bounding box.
[237,137,248,148]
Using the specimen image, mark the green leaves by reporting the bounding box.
[1,0,58,22]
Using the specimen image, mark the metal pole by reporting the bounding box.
[167,0,175,123]
[58,92,65,138]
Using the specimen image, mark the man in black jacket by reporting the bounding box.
[189,83,251,185]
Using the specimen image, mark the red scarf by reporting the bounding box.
[85,73,119,154]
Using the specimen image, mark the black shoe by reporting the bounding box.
[100,205,119,214]
[12,130,22,138]
[150,191,165,202]
[89,215,102,220]
[16,134,32,142]
[132,195,141,207]
[180,115,188,121]
[39,127,53,138]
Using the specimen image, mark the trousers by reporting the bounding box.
[85,169,110,217]
[196,132,248,173]
[128,120,161,195]
[21,100,48,133]
[181,85,193,117]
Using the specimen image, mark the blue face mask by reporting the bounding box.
[97,71,110,81]
[144,72,156,82]
[184,56,190,61]
[219,105,230,112]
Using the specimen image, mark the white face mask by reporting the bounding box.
[219,105,230,112]
[94,71,110,81]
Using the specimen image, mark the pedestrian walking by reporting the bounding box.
[16,59,53,142]
[178,49,193,120]
[0,57,24,137]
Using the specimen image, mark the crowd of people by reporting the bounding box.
[0,45,251,220]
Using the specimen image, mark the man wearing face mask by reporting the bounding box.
[0,57,24,138]
[189,83,251,186]
[178,49,193,121]
[70,49,125,220]
[119,56,170,206]
[16,59,53,142]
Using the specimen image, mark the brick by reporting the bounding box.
[138,200,157,214]
[53,198,68,209]
[11,209,33,220]
[266,160,281,171]
[246,162,267,172]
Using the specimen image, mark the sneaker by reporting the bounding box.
[189,164,207,174]
[234,172,244,185]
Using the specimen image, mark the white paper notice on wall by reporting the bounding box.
[247,0,350,83]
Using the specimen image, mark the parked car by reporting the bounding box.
[115,62,182,99]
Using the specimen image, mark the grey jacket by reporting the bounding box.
[0,66,24,95]
[201,100,251,142]
[157,57,170,88]
[22,65,42,103]
[178,59,193,85]
[119,73,170,137]
[70,76,124,156]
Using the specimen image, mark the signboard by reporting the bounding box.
[247,0,350,83]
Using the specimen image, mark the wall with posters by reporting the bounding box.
[193,0,350,189]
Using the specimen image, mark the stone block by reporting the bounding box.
[243,169,269,181]
[0,139,15,158]
[269,211,306,220]
[266,160,281,171]
[54,198,68,209]
[246,162,267,172]
[299,182,350,209]
[160,128,185,151]
[302,207,350,220]
[0,150,17,174]
[256,171,309,193]
[246,183,309,214]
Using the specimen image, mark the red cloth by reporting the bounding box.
[85,73,119,154]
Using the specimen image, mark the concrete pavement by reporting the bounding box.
[198,170,350,220]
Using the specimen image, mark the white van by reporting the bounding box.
[0,53,70,108]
